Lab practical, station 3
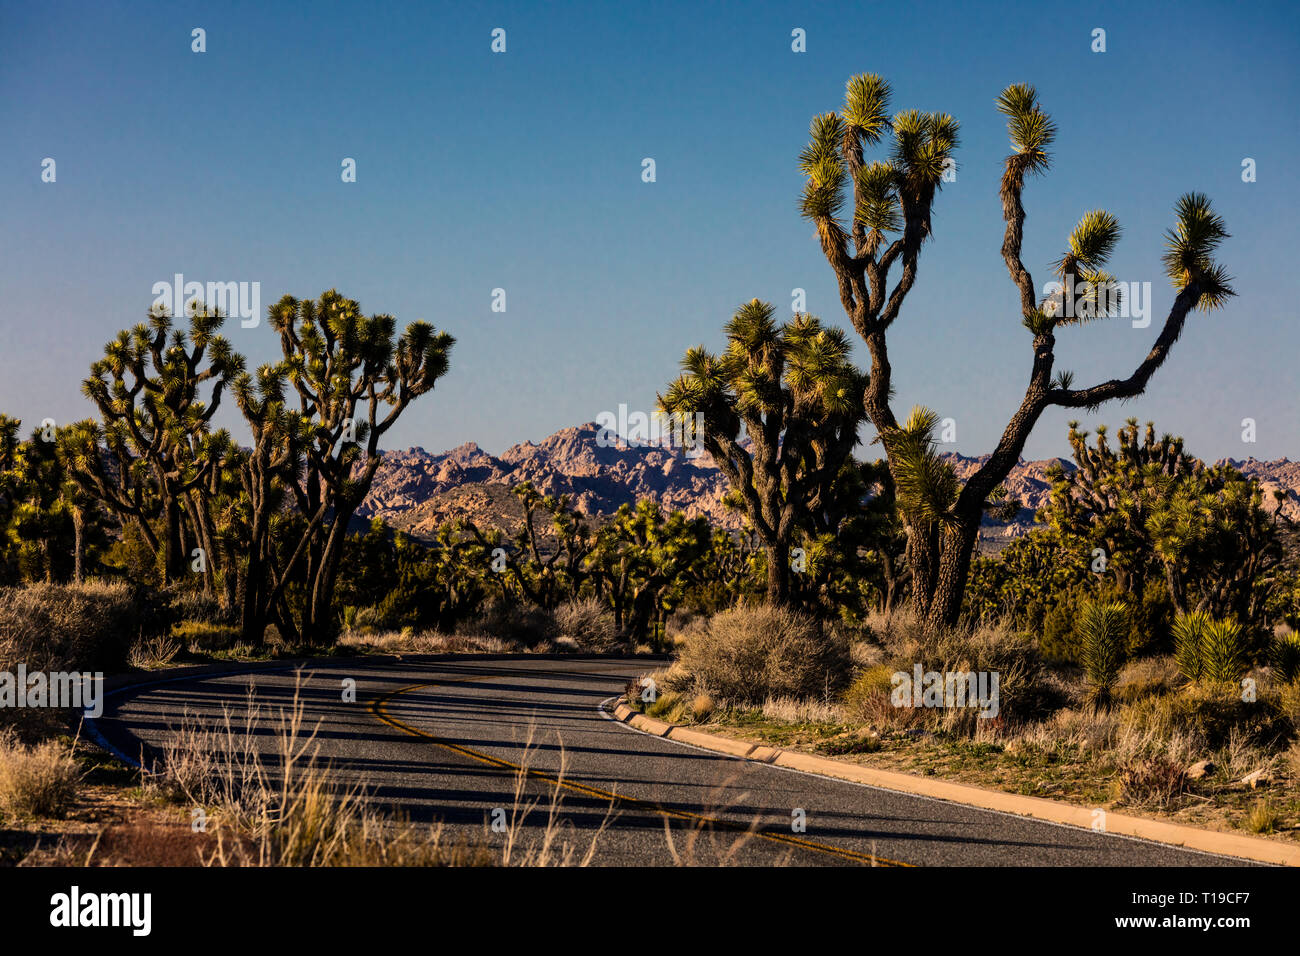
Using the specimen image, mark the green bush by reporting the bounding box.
[1201,618,1247,684]
[1173,611,1248,684]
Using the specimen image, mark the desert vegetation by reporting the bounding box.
[0,73,1296,861]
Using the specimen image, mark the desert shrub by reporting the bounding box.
[164,588,233,626]
[919,623,1059,733]
[1078,601,1128,707]
[473,601,556,648]
[1271,632,1300,684]
[860,607,921,650]
[841,664,923,731]
[1123,682,1292,751]
[1040,598,1080,664]
[553,597,619,651]
[676,605,851,705]
[1114,752,1189,808]
[128,634,181,669]
[1040,582,1172,664]
[0,581,168,673]
[1113,656,1180,705]
[0,731,79,818]
[850,620,1061,735]
[173,620,240,653]
[689,693,715,721]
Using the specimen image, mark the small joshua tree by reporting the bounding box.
[659,300,867,604]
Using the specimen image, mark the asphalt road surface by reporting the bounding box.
[90,655,1257,867]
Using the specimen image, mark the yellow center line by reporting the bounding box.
[368,671,910,867]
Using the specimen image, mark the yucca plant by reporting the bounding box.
[1171,610,1212,682]
[1270,631,1300,684]
[1078,600,1128,707]
[1199,617,1247,684]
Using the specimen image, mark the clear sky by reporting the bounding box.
[3,0,1297,462]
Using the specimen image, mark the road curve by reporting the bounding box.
[90,655,1255,867]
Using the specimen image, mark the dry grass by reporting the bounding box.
[1244,800,1281,834]
[128,634,181,669]
[0,731,81,819]
[338,630,519,655]
[760,696,842,725]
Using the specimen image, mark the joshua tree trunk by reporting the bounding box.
[162,495,184,583]
[71,505,84,585]
[766,540,790,605]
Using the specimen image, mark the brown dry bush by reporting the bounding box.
[676,605,851,705]
[1114,753,1190,808]
[0,581,166,672]
[0,731,80,819]
[552,597,620,651]
[846,617,1062,736]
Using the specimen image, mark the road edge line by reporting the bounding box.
[605,701,1298,867]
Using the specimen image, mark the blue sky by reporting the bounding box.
[2,0,1297,462]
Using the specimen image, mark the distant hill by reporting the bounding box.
[357,423,1300,552]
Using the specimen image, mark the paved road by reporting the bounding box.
[90,656,1255,866]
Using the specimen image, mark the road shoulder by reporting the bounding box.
[606,701,1299,867]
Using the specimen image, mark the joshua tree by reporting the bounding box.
[78,304,241,584]
[1042,420,1282,623]
[660,301,867,604]
[584,499,712,643]
[260,290,454,642]
[798,74,1235,632]
[228,361,304,642]
[503,482,592,610]
[1042,419,1202,595]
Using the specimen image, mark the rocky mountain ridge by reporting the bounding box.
[357,422,1300,545]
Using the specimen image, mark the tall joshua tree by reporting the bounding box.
[659,300,867,604]
[799,74,1234,632]
[264,290,454,642]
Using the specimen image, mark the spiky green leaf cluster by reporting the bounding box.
[883,406,957,527]
[1172,609,1212,682]
[1078,599,1128,705]
[996,83,1055,174]
[1162,192,1235,310]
